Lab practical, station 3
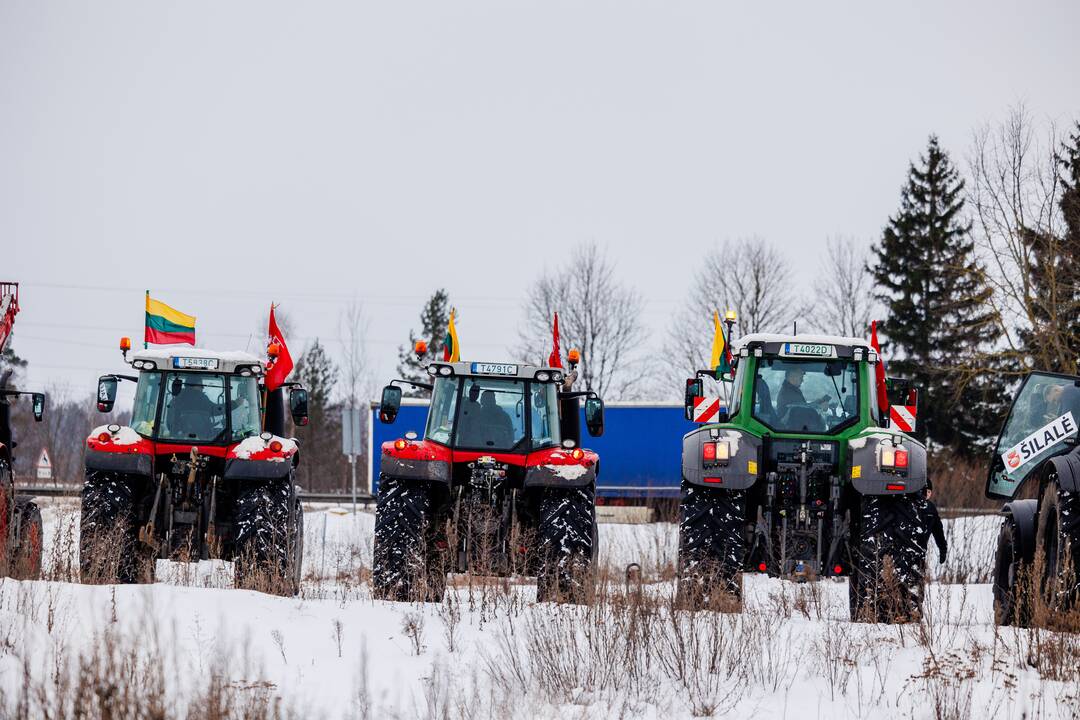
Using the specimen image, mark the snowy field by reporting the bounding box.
[1,500,1077,719]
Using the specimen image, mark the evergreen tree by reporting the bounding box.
[871,136,1002,453]
[396,290,453,396]
[1013,124,1080,374]
[293,339,345,491]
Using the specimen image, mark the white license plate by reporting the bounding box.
[173,356,220,370]
[471,362,517,376]
[780,343,836,358]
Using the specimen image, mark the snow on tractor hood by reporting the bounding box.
[132,348,264,373]
[89,424,143,446]
[231,435,297,461]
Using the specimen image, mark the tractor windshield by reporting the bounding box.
[425,376,558,451]
[752,357,860,434]
[159,373,228,442]
[229,376,263,441]
[131,372,162,436]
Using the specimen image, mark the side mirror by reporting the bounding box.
[684,378,704,421]
[379,385,402,424]
[289,387,310,426]
[32,393,45,422]
[584,396,605,437]
[97,376,117,413]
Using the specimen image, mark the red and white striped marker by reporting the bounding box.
[692,396,722,423]
[889,405,917,433]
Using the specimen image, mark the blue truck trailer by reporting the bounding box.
[367,400,696,501]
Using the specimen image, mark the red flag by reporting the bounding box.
[548,312,562,368]
[870,320,889,414]
[265,304,294,391]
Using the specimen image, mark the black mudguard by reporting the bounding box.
[1045,452,1080,493]
[1001,498,1039,564]
[85,449,153,477]
[681,427,762,489]
[524,462,597,488]
[225,458,294,481]
[379,455,451,484]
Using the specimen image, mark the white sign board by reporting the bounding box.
[1001,412,1078,476]
[342,407,363,456]
[35,448,53,480]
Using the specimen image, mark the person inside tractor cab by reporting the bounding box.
[457,382,515,448]
[162,375,225,440]
[776,366,831,419]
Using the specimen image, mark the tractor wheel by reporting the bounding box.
[676,482,746,610]
[849,494,925,623]
[372,478,446,602]
[234,478,302,596]
[993,513,1031,626]
[1034,482,1080,619]
[80,472,152,584]
[535,486,595,604]
[6,498,43,580]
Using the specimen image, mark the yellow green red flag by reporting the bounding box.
[443,308,460,362]
[709,310,732,377]
[145,292,196,346]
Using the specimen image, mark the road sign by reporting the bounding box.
[342,407,363,456]
[35,448,52,480]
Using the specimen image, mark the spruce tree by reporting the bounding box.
[396,290,454,395]
[871,136,1002,453]
[1055,123,1080,370]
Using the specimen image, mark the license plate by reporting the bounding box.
[780,343,836,358]
[173,356,220,370]
[471,362,517,376]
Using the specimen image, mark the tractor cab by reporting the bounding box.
[379,360,603,455]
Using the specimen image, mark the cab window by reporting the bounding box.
[159,373,228,442]
[988,373,1080,499]
[752,358,859,434]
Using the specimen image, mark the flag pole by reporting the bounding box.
[144,290,149,349]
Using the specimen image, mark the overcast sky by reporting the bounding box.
[3,0,1079,399]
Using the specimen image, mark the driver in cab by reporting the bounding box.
[167,377,217,437]
[459,384,514,448]
[776,366,831,418]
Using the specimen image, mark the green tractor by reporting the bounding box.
[986,372,1080,626]
[679,332,930,622]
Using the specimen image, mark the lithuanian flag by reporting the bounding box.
[709,310,732,377]
[145,292,196,346]
[443,308,460,362]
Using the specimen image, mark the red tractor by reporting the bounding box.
[0,282,47,580]
[373,351,605,603]
[80,340,310,594]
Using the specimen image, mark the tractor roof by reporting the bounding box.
[734,333,876,357]
[428,360,565,382]
[132,347,265,374]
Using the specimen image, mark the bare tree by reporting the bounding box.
[338,299,373,409]
[967,104,1073,374]
[517,242,645,400]
[809,237,875,338]
[665,238,798,388]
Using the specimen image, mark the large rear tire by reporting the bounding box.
[993,513,1030,626]
[676,482,746,610]
[535,486,595,604]
[372,478,446,602]
[234,478,302,596]
[80,473,152,584]
[1034,482,1080,619]
[849,494,925,623]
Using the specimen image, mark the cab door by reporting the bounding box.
[986,372,1080,500]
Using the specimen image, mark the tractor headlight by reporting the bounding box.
[535,371,551,382]
[438,365,452,377]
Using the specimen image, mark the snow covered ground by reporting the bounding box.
[1,500,1076,719]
